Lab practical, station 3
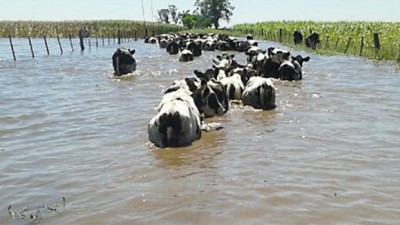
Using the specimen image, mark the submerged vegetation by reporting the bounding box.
[233,21,400,61]
[0,20,184,38]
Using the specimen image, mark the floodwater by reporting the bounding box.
[1,38,400,225]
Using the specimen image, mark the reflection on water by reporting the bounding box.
[1,38,400,224]
[153,131,225,169]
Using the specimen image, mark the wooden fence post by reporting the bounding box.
[69,34,74,51]
[28,36,35,58]
[373,33,380,50]
[9,36,16,61]
[102,35,104,46]
[134,30,137,41]
[96,36,99,48]
[344,37,352,54]
[88,38,91,50]
[279,28,283,42]
[79,36,85,51]
[325,35,330,48]
[44,36,50,55]
[374,33,380,56]
[57,35,63,54]
[118,28,121,44]
[359,36,364,56]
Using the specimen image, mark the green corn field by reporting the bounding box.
[233,21,400,61]
[0,20,184,39]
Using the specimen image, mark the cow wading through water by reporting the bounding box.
[112,48,137,76]
[306,32,320,50]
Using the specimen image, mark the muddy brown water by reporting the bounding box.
[1,38,400,225]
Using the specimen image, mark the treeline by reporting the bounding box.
[156,0,234,29]
[233,21,400,61]
[0,20,184,38]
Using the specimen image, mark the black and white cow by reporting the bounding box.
[165,78,229,118]
[111,48,137,76]
[213,54,237,73]
[306,32,320,50]
[229,66,257,87]
[193,79,229,117]
[219,73,245,100]
[293,30,303,45]
[145,37,157,44]
[186,41,202,57]
[259,51,291,79]
[278,55,310,81]
[194,68,219,81]
[179,49,194,62]
[242,76,276,110]
[159,39,168,48]
[148,89,201,148]
[166,40,179,55]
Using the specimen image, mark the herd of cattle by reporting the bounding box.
[111,31,315,148]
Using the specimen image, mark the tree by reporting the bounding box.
[157,9,170,24]
[168,5,179,24]
[194,13,212,29]
[180,10,197,29]
[195,0,234,29]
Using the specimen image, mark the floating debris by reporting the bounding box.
[8,197,66,222]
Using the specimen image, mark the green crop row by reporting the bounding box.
[0,20,184,38]
[233,21,400,61]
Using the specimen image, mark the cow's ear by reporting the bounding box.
[261,50,266,54]
[291,56,296,61]
[194,70,203,78]
[230,54,235,59]
[267,47,274,57]
[130,49,135,55]
[216,55,222,60]
[304,56,310,62]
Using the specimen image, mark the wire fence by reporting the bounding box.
[234,27,400,62]
[0,33,139,61]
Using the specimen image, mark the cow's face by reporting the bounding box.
[292,55,310,67]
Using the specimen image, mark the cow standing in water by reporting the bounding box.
[112,48,137,76]
[148,89,202,148]
[306,32,320,50]
[293,31,303,45]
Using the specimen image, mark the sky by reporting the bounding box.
[0,0,399,26]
